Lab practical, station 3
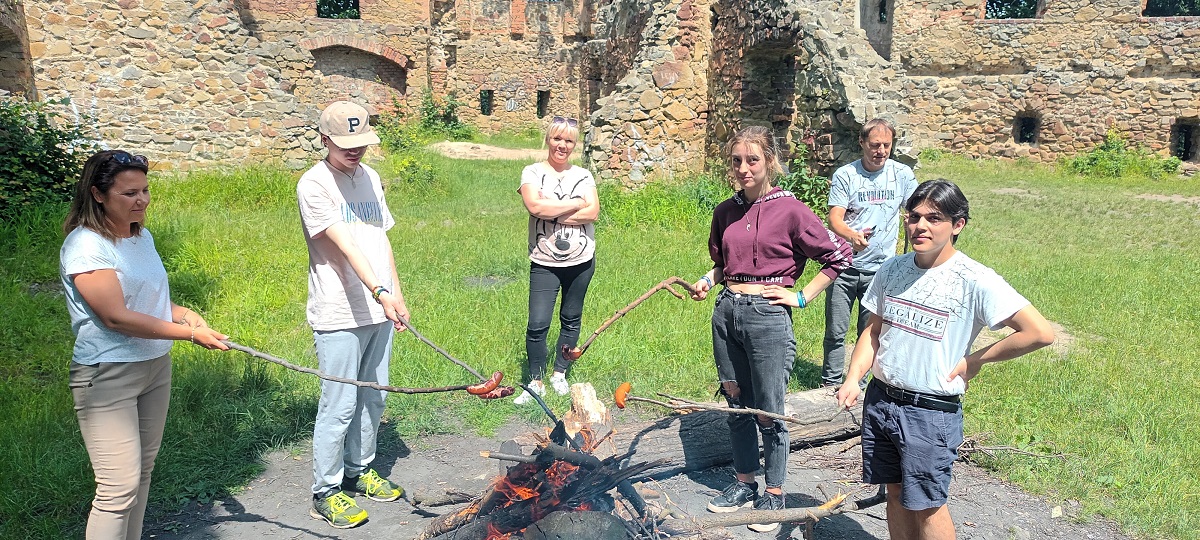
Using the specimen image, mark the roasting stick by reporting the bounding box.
[563,276,699,362]
[222,340,509,397]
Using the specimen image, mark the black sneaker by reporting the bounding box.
[748,490,785,532]
[706,480,758,513]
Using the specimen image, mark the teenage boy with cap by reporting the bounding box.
[298,100,410,528]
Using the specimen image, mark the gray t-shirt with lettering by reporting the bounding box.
[828,159,917,272]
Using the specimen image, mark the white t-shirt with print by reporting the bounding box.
[862,251,1029,396]
[519,162,596,267]
[828,159,917,272]
[297,161,395,331]
[60,227,174,365]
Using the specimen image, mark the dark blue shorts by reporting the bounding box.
[861,380,964,510]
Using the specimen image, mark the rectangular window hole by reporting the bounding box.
[1172,120,1199,162]
[1014,116,1040,145]
[480,90,494,116]
[536,91,550,118]
[317,0,360,19]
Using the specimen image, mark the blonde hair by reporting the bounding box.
[725,126,785,181]
[545,117,580,146]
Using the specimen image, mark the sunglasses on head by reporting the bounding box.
[551,116,579,128]
[110,151,149,167]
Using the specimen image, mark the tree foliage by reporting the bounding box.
[0,97,97,218]
[984,0,1040,19]
[1143,0,1200,16]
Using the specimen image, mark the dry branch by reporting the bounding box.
[564,276,698,361]
[622,391,858,427]
[223,341,491,395]
[657,486,886,535]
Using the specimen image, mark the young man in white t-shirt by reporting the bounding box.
[297,101,410,529]
[836,179,1054,540]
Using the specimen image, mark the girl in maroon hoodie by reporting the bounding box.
[690,126,852,532]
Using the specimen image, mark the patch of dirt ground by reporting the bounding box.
[146,415,1129,540]
[429,141,546,161]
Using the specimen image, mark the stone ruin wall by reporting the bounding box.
[705,0,908,176]
[583,0,714,184]
[12,0,1200,177]
[22,0,592,168]
[892,0,1200,161]
[0,0,31,96]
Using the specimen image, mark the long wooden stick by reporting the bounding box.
[565,276,699,361]
[223,340,480,395]
[657,486,886,534]
[623,392,852,426]
[396,315,486,382]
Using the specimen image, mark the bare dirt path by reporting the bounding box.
[146,413,1129,540]
[428,141,546,161]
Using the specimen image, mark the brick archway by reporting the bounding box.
[299,37,412,69]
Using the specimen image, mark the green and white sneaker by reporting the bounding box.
[344,469,404,502]
[310,490,368,529]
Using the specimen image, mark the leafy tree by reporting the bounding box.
[0,97,97,217]
[317,0,359,19]
[1143,0,1200,16]
[985,0,1040,19]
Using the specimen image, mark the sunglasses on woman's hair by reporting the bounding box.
[110,151,148,167]
[551,116,579,128]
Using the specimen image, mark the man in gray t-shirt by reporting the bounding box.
[821,119,917,387]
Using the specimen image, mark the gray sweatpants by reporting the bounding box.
[312,321,393,495]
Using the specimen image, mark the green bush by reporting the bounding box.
[374,91,477,153]
[418,90,476,141]
[0,97,97,217]
[1066,129,1181,179]
[775,145,830,216]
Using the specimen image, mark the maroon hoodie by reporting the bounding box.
[709,187,852,287]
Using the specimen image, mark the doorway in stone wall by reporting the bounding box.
[739,40,800,161]
[0,6,33,97]
[860,0,894,60]
[310,46,408,111]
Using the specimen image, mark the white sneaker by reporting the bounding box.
[513,380,546,405]
[549,372,569,395]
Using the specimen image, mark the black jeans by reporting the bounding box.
[526,259,595,380]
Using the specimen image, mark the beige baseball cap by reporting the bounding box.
[318,101,381,148]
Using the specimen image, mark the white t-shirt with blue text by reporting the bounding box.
[862,251,1029,396]
[828,159,917,272]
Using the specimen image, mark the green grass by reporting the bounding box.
[2,151,1197,539]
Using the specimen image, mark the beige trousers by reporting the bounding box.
[70,354,171,540]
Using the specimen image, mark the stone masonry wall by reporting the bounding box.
[892,0,1200,161]
[26,0,592,168]
[583,0,713,184]
[0,0,31,96]
[20,0,1200,175]
[707,0,908,176]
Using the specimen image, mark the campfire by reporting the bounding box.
[418,384,666,540]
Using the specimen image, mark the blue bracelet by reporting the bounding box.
[700,275,714,287]
[796,291,807,308]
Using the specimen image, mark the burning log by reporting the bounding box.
[420,437,666,540]
[550,387,863,480]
